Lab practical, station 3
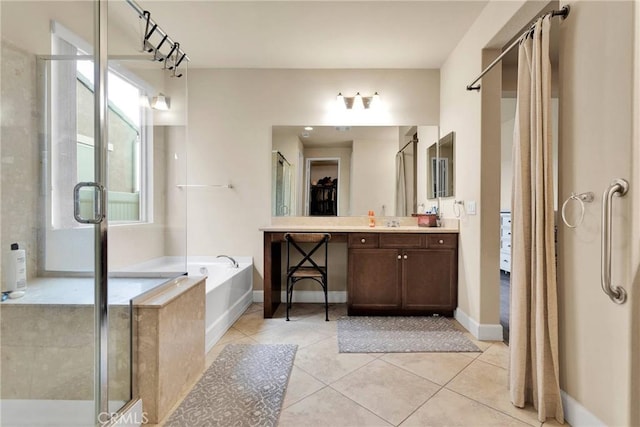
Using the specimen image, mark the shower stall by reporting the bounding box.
[1,1,190,425]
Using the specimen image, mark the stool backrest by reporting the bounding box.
[284,233,331,272]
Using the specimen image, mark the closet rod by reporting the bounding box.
[125,0,190,62]
[466,5,569,91]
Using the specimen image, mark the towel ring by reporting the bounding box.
[453,200,464,218]
[561,191,594,228]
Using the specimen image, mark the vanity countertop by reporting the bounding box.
[259,224,459,233]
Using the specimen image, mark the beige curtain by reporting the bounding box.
[396,152,407,216]
[509,15,564,423]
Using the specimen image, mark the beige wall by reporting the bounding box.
[185,68,440,288]
[558,1,636,425]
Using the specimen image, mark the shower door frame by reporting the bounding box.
[93,0,110,422]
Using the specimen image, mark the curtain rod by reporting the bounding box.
[125,0,190,63]
[466,5,569,91]
[397,139,416,155]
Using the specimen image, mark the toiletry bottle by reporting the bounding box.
[368,210,376,228]
[5,243,26,297]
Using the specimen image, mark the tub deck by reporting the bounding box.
[1,276,175,305]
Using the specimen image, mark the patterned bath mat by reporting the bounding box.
[337,316,481,353]
[165,343,297,427]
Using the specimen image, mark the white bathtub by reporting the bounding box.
[123,256,253,352]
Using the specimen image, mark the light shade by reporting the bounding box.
[336,92,380,110]
[151,94,170,111]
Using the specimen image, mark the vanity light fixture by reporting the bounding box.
[304,126,314,131]
[336,92,380,110]
[151,93,170,111]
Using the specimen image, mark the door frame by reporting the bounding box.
[304,157,340,216]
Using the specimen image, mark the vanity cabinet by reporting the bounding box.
[347,233,458,316]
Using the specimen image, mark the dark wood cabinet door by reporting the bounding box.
[402,249,457,313]
[348,249,401,312]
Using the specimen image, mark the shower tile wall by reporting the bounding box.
[1,40,40,280]
[0,304,131,400]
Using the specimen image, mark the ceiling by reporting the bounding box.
[132,1,489,69]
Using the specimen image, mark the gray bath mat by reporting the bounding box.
[165,343,297,427]
[337,316,481,353]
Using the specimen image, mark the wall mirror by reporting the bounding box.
[427,131,455,199]
[272,125,438,217]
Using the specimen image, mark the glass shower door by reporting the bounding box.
[0,2,101,425]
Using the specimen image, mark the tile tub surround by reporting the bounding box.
[0,274,205,426]
[0,277,162,401]
[134,276,206,424]
[0,303,131,401]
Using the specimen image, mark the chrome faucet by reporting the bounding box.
[217,255,239,268]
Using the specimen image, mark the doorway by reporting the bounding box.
[305,158,340,216]
[499,11,560,344]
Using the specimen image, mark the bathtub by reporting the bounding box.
[123,256,253,352]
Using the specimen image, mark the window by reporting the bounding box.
[49,22,153,226]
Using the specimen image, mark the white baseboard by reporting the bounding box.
[253,290,347,304]
[561,390,606,427]
[454,307,503,341]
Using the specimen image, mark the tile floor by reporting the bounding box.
[154,303,566,427]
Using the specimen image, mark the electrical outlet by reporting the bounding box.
[467,201,477,215]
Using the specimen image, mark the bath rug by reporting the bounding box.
[337,316,481,353]
[165,343,297,427]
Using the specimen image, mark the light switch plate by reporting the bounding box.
[467,201,477,215]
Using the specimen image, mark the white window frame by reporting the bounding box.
[50,21,155,227]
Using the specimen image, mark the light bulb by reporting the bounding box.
[353,92,364,110]
[371,92,381,109]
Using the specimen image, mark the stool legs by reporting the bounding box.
[324,284,329,321]
[286,277,292,321]
[286,277,329,321]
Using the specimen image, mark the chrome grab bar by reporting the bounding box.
[601,178,629,304]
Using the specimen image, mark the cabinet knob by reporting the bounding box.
[397,255,402,260]
[403,254,408,260]
[361,238,366,244]
[439,239,444,244]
